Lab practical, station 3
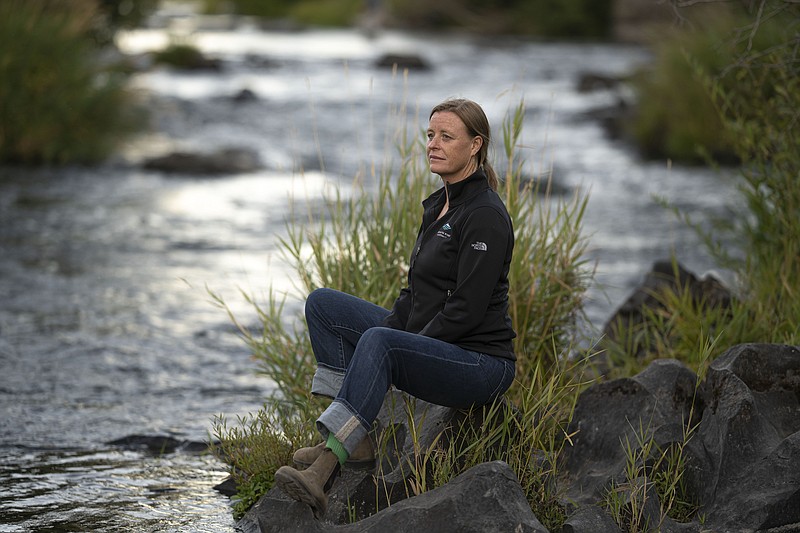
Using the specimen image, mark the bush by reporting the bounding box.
[0,0,143,165]
[203,0,362,26]
[628,5,794,165]
[606,1,800,370]
[386,0,612,37]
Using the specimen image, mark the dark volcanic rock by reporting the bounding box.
[561,358,700,506]
[689,343,800,531]
[233,344,800,533]
[561,343,800,533]
[374,53,431,71]
[602,260,732,362]
[107,434,210,454]
[238,390,524,531]
[253,461,547,533]
[561,505,622,533]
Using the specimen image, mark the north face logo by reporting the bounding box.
[471,241,488,251]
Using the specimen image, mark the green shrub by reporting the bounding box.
[0,0,143,165]
[608,1,800,369]
[387,0,611,37]
[628,6,794,165]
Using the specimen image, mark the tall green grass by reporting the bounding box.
[628,5,794,165]
[211,100,595,526]
[605,2,800,374]
[0,0,143,166]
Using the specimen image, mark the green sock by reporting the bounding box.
[325,433,348,466]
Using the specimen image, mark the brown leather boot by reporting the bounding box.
[292,437,375,468]
[274,448,341,519]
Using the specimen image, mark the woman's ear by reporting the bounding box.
[471,136,483,157]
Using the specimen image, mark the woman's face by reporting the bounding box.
[426,111,481,184]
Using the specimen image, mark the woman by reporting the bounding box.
[274,98,517,518]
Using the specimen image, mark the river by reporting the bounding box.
[0,12,740,533]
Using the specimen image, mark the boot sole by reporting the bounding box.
[294,457,375,470]
[274,467,327,519]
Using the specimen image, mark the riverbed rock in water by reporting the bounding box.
[142,147,261,175]
[374,53,431,71]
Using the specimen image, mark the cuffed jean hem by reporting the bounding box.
[311,366,344,398]
[316,399,369,457]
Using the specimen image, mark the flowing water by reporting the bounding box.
[0,13,740,532]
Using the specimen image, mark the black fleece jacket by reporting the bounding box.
[382,169,517,360]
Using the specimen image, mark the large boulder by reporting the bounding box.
[561,343,800,533]
[689,343,800,531]
[561,358,700,506]
[249,461,547,533]
[235,345,800,533]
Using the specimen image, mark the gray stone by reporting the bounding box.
[562,359,699,505]
[690,343,800,531]
[143,147,261,175]
[601,260,731,363]
[561,505,622,533]
[254,461,547,533]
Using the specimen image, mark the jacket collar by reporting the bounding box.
[423,169,490,210]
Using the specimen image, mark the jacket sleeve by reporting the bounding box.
[418,206,510,342]
[382,286,411,330]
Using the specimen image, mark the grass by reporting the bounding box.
[607,1,800,375]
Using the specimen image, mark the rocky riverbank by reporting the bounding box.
[230,263,800,533]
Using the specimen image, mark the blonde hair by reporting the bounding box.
[429,98,498,190]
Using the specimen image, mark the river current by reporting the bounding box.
[0,16,739,532]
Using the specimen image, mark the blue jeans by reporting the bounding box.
[306,288,515,456]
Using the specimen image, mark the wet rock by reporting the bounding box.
[142,147,261,175]
[231,88,259,103]
[107,434,210,455]
[213,476,238,497]
[576,72,621,93]
[374,53,431,71]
